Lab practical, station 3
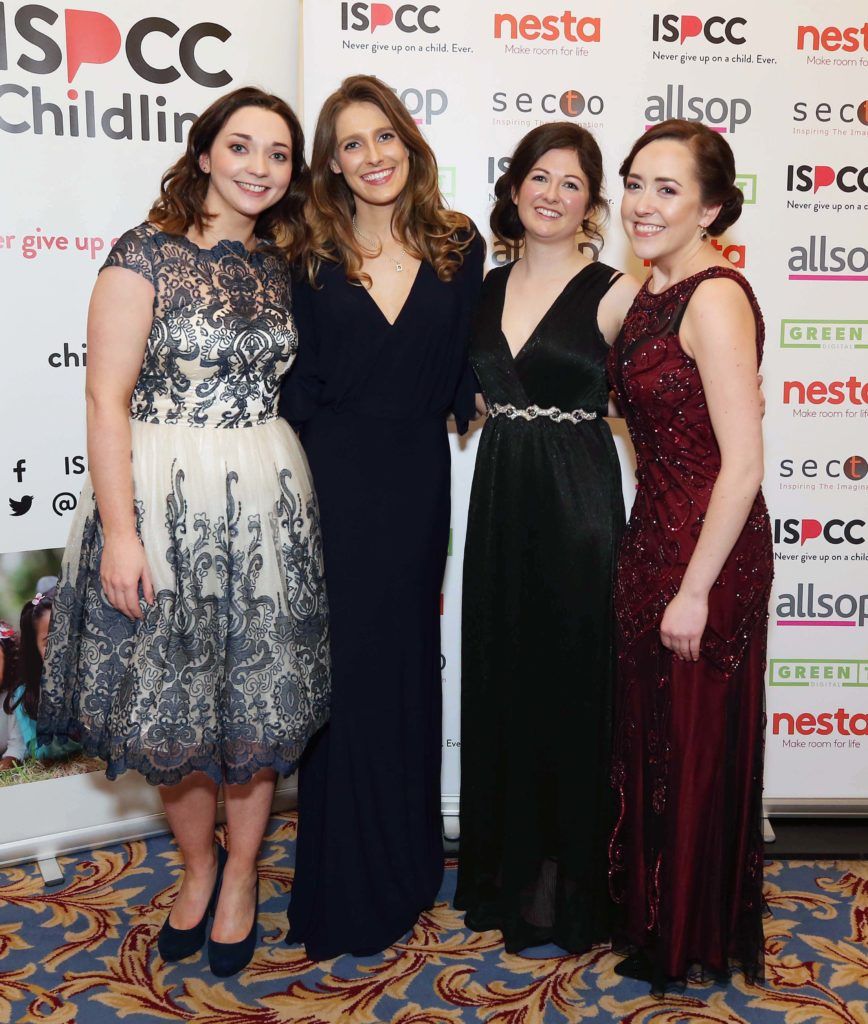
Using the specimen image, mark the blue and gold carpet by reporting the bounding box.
[1,813,866,1023]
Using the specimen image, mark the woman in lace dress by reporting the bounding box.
[38,88,330,978]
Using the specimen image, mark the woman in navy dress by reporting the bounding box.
[280,75,483,960]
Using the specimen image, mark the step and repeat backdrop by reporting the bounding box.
[0,0,865,858]
[301,0,868,815]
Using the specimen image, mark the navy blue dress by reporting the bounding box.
[280,234,483,959]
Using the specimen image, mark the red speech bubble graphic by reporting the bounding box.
[65,9,122,83]
[370,3,394,31]
[800,519,822,545]
[812,165,835,193]
[680,15,702,43]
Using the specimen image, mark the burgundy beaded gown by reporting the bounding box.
[607,266,773,987]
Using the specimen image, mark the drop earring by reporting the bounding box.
[699,226,709,242]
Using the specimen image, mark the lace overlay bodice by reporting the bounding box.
[103,223,296,428]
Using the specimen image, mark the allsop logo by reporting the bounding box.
[776,584,868,628]
[770,659,868,686]
[780,319,867,350]
[652,14,747,45]
[645,85,750,133]
[788,237,868,281]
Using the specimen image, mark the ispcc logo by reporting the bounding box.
[773,518,865,546]
[341,3,439,33]
[652,14,747,45]
[787,165,868,194]
[0,5,231,86]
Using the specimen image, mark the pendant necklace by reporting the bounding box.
[352,217,408,272]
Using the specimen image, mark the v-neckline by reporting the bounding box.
[361,260,424,328]
[499,261,594,362]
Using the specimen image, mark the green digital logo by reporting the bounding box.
[780,319,868,349]
[735,173,757,204]
[439,166,457,201]
[770,659,868,686]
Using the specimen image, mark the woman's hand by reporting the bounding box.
[100,533,155,620]
[659,589,708,662]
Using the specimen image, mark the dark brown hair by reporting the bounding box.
[490,122,607,244]
[619,119,743,236]
[148,86,311,260]
[0,624,20,717]
[10,589,54,720]
[306,74,473,285]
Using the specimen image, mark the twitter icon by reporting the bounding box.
[9,495,33,516]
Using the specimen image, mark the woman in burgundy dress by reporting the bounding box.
[607,119,772,990]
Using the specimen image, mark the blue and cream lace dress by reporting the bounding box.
[39,223,331,786]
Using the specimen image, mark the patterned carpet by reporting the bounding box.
[1,813,866,1024]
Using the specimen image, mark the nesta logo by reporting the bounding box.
[797,23,868,52]
[774,518,865,545]
[772,708,868,737]
[646,85,750,133]
[0,6,231,85]
[652,14,746,45]
[783,376,868,405]
[793,98,868,126]
[493,11,601,43]
[341,3,439,33]
[779,454,867,482]
[787,165,868,194]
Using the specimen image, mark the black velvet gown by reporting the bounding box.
[280,235,484,960]
[455,260,625,953]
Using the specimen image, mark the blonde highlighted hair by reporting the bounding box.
[305,75,473,284]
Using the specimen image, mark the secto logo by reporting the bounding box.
[0,5,231,86]
[341,3,440,33]
[491,89,604,118]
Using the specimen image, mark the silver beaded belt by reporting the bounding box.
[487,402,598,424]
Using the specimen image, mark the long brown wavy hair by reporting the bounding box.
[306,75,473,284]
[148,87,310,260]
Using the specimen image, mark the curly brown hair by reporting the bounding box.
[148,86,310,260]
[0,624,20,716]
[305,75,474,285]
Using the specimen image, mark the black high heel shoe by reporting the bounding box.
[208,873,259,977]
[157,843,227,962]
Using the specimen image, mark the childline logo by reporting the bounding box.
[493,11,601,43]
[788,237,868,281]
[646,86,750,133]
[341,3,440,33]
[780,319,867,350]
[776,584,868,628]
[770,659,868,686]
[652,14,747,45]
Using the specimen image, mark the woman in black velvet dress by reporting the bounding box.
[280,75,483,961]
[455,124,639,953]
